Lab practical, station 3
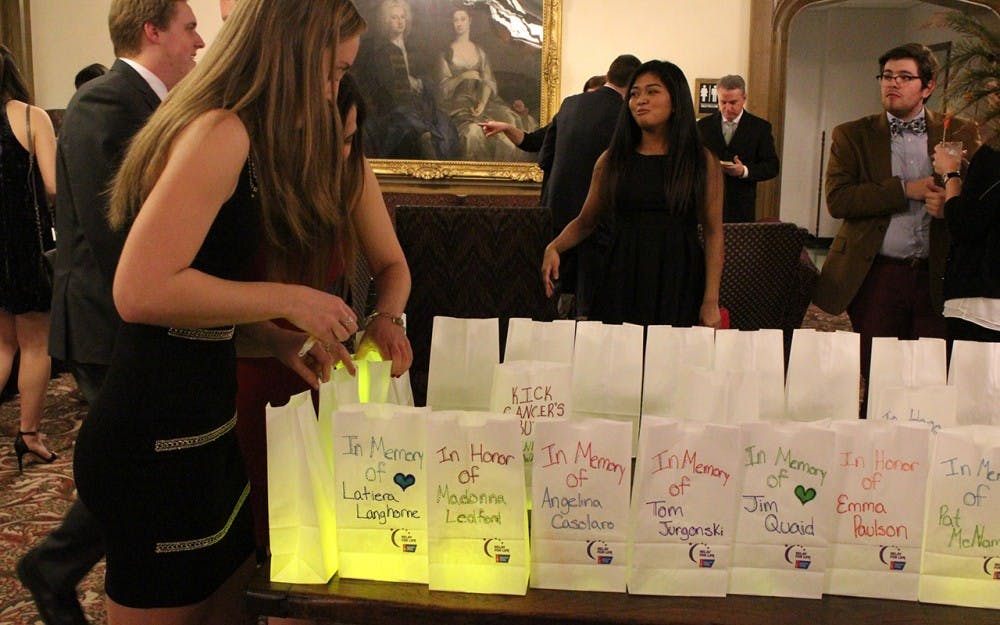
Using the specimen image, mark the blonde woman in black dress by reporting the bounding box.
[72,1,410,623]
[0,44,58,470]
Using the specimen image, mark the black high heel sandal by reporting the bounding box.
[14,431,57,473]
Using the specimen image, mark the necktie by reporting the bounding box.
[722,120,736,145]
[889,117,926,138]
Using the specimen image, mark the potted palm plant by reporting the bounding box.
[927,11,999,139]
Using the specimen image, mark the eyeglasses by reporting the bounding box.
[877,73,921,85]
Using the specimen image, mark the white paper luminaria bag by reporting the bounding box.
[504,318,576,364]
[530,417,632,592]
[784,329,860,422]
[948,341,1000,425]
[825,420,932,600]
[426,317,500,411]
[641,325,715,419]
[489,360,572,487]
[714,329,786,421]
[866,337,947,421]
[330,403,431,583]
[266,390,339,584]
[629,417,743,596]
[919,425,1000,609]
[571,321,644,449]
[729,421,836,598]
[425,411,529,595]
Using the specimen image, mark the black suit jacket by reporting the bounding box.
[49,59,160,365]
[541,86,623,233]
[698,110,779,222]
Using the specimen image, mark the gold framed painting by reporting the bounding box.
[352,0,561,183]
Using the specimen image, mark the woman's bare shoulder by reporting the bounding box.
[174,109,250,157]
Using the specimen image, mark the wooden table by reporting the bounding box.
[246,563,998,625]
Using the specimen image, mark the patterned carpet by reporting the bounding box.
[0,374,106,625]
[0,306,851,624]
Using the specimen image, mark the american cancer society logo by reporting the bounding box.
[785,544,811,570]
[688,543,716,569]
[390,528,418,553]
[587,540,614,565]
[983,556,1000,580]
[879,546,906,571]
[484,538,511,563]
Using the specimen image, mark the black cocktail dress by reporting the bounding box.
[73,163,258,607]
[590,152,705,326]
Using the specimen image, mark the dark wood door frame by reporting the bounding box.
[1,0,34,99]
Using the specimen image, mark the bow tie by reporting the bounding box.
[889,117,926,137]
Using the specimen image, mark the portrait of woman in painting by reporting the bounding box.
[436,5,537,161]
[357,0,459,159]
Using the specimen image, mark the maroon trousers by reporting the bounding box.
[846,256,946,414]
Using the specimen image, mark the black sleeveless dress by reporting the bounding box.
[73,163,258,607]
[589,153,705,326]
[0,102,53,315]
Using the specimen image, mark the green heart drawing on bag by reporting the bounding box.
[394,472,416,491]
[794,485,817,504]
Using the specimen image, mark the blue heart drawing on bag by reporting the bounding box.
[794,485,817,505]
[394,473,416,491]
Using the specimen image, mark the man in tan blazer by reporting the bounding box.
[814,43,980,409]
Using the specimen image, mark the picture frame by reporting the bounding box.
[352,0,561,183]
[694,78,719,119]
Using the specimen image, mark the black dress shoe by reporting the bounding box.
[15,549,89,625]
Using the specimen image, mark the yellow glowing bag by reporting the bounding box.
[331,402,431,582]
[266,390,339,583]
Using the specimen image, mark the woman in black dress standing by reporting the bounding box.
[71,1,410,623]
[929,78,1000,344]
[0,44,59,469]
[542,60,724,328]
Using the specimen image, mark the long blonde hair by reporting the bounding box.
[109,0,366,288]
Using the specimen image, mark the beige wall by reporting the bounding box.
[560,0,751,103]
[30,0,752,110]
[29,0,224,109]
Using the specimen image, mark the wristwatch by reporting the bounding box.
[942,171,962,184]
[364,311,406,333]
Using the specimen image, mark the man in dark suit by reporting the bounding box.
[541,53,641,317]
[17,2,204,623]
[813,43,980,413]
[697,74,779,223]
